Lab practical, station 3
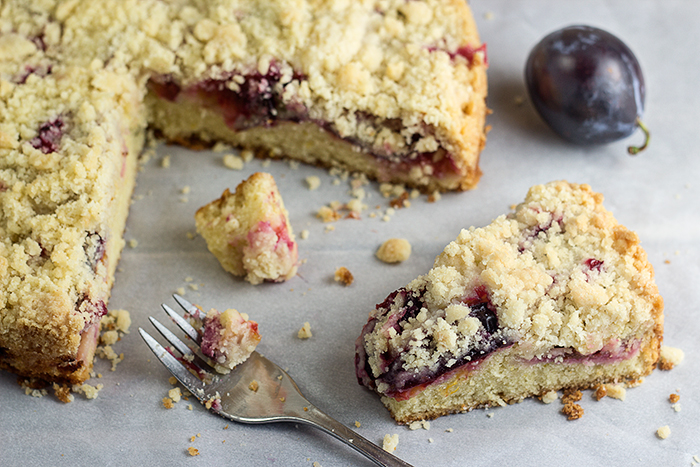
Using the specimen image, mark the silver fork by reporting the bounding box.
[139,295,414,467]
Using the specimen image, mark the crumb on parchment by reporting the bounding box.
[334,267,353,286]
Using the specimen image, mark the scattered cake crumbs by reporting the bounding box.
[658,346,684,370]
[427,190,441,203]
[71,383,103,400]
[389,191,410,209]
[445,428,453,433]
[51,383,74,403]
[187,447,200,456]
[163,397,174,409]
[223,154,244,170]
[334,267,354,286]
[626,378,645,388]
[248,380,259,392]
[306,176,321,190]
[128,239,138,248]
[101,330,119,346]
[177,287,186,295]
[408,420,431,431]
[317,205,341,223]
[540,390,558,404]
[382,434,399,453]
[169,376,178,385]
[562,402,584,420]
[354,421,361,428]
[656,425,671,439]
[169,387,182,403]
[240,148,254,162]
[161,155,171,168]
[297,322,313,339]
[603,384,626,401]
[561,389,583,404]
[376,238,412,263]
[669,393,680,403]
[594,385,607,401]
[300,229,310,240]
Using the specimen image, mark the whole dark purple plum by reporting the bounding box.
[525,25,649,154]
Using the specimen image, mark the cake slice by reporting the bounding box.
[195,172,298,284]
[355,181,664,423]
[145,0,488,192]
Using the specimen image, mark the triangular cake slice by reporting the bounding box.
[355,181,663,423]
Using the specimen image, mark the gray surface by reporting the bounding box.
[1,1,699,465]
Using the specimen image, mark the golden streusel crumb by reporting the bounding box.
[561,389,583,404]
[297,322,313,339]
[659,346,684,370]
[382,434,399,452]
[334,267,354,286]
[376,238,412,263]
[562,402,584,421]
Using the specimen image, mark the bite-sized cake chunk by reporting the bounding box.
[355,181,664,423]
[195,172,298,284]
[193,307,261,374]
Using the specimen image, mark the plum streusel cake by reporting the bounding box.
[355,181,664,423]
[146,0,488,193]
[195,172,298,284]
[0,0,486,386]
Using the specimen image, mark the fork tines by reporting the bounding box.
[139,294,220,398]
[139,327,208,395]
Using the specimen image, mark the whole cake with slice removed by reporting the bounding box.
[0,0,486,389]
[355,181,664,423]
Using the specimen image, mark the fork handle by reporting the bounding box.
[296,404,414,467]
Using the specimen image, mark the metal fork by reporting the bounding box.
[139,295,414,467]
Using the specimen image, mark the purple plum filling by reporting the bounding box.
[200,315,224,362]
[30,117,64,154]
[147,64,464,181]
[15,63,53,84]
[356,286,512,399]
[75,294,108,330]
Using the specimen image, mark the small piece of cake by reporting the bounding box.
[195,172,298,285]
[355,181,664,423]
[191,307,261,373]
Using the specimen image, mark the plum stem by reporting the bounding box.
[627,117,650,155]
